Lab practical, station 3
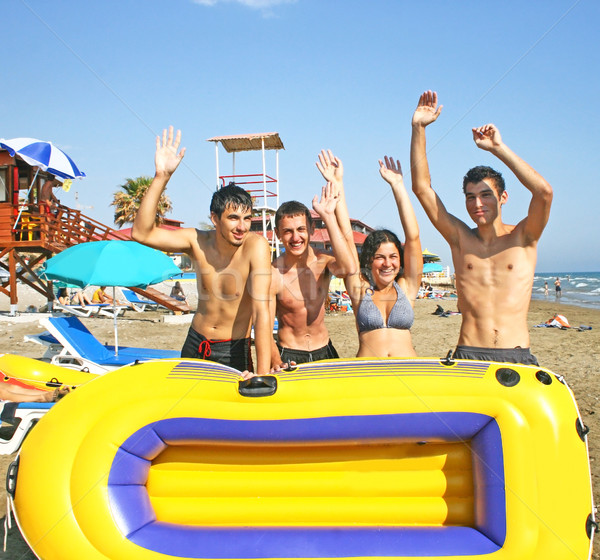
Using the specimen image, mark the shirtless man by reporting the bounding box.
[39,177,59,210]
[270,182,356,367]
[132,127,272,376]
[411,91,553,365]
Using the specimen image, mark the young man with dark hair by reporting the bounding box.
[132,127,272,377]
[410,91,553,365]
[270,183,356,367]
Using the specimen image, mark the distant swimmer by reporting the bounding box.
[555,277,562,297]
[411,90,553,365]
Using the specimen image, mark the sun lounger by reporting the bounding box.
[53,302,128,319]
[0,402,53,455]
[23,331,63,360]
[121,289,158,312]
[39,316,180,373]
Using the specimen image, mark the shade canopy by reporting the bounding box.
[422,248,441,262]
[0,137,85,180]
[206,132,284,153]
[423,262,444,273]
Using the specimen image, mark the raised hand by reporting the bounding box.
[155,126,186,176]
[412,90,443,127]
[472,124,502,152]
[379,156,404,187]
[312,182,339,218]
[316,149,344,187]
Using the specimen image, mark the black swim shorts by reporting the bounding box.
[277,339,339,365]
[181,326,253,372]
[452,345,539,366]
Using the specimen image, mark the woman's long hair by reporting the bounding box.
[359,229,404,286]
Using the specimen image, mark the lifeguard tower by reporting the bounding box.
[0,149,189,315]
[206,132,284,255]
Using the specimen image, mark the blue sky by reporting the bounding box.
[3,0,599,272]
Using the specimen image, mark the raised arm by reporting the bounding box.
[132,126,193,252]
[472,124,553,242]
[410,91,463,244]
[312,182,357,278]
[379,157,423,299]
[316,150,357,261]
[248,236,273,376]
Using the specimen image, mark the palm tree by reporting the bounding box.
[111,176,173,227]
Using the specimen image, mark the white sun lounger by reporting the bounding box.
[0,402,54,455]
[38,316,180,374]
[54,302,128,319]
[121,289,158,312]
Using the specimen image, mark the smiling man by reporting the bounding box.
[270,185,356,367]
[410,91,553,365]
[132,127,272,377]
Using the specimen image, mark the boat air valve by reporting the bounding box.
[495,368,520,387]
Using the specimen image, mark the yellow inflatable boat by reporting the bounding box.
[9,357,595,560]
[0,353,98,392]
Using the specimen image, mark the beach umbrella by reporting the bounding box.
[422,248,440,262]
[423,262,443,274]
[0,137,86,232]
[0,137,85,180]
[41,241,181,354]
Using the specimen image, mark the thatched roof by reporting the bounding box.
[206,132,284,153]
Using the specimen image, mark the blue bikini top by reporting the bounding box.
[356,282,414,333]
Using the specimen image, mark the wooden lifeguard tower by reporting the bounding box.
[206,132,284,255]
[0,149,189,315]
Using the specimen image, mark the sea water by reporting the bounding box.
[533,272,600,310]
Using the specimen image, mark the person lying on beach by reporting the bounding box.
[71,289,93,306]
[318,150,423,358]
[0,384,70,403]
[410,90,553,365]
[132,127,272,378]
[270,184,356,367]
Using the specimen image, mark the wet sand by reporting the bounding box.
[0,292,598,558]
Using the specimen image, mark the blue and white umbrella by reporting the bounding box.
[0,137,85,180]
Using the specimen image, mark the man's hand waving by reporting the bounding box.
[155,126,186,177]
[472,124,503,153]
[412,90,443,128]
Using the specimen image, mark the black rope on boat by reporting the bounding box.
[576,418,590,441]
[441,350,455,366]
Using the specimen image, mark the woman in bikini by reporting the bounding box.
[316,151,423,358]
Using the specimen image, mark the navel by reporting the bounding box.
[467,263,473,270]
[508,264,513,270]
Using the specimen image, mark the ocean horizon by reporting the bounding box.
[174,270,600,311]
[533,271,600,310]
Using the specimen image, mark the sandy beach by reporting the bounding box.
[0,288,598,558]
